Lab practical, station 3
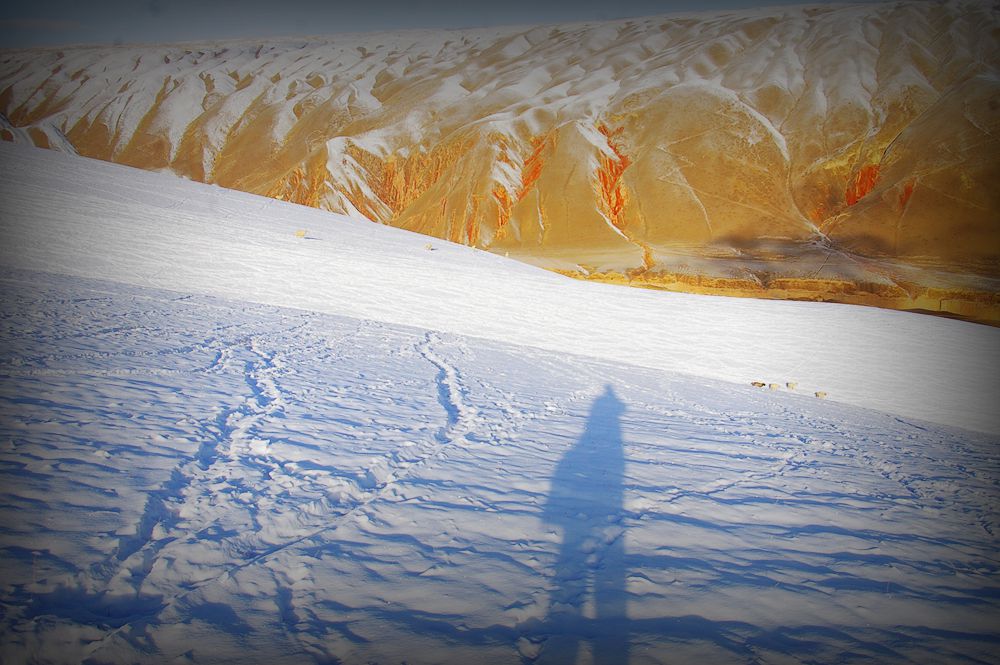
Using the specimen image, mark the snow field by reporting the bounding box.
[1,271,998,663]
[0,142,998,663]
[1,141,998,435]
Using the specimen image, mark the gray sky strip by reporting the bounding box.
[0,0,893,48]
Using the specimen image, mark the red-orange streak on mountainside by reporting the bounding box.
[899,179,916,209]
[596,123,631,229]
[492,134,550,235]
[466,194,481,245]
[809,200,828,224]
[266,157,328,209]
[493,183,513,234]
[521,136,547,193]
[846,164,880,206]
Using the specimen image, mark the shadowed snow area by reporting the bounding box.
[1,142,999,663]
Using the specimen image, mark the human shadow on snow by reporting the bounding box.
[541,384,629,664]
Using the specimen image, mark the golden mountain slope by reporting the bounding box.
[2,2,998,321]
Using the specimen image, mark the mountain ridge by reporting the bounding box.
[1,0,998,321]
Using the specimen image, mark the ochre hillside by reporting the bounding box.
[2,1,998,321]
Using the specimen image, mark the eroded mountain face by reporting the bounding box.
[2,2,998,321]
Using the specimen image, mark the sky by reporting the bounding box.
[0,0,892,48]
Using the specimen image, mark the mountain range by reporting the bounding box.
[1,0,997,321]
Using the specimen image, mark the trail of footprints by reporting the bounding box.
[93,322,547,640]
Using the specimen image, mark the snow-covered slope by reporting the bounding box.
[1,143,999,664]
[2,1,998,321]
[1,141,998,433]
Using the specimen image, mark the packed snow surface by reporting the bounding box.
[0,142,998,663]
[1,142,997,434]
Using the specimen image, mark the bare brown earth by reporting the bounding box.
[1,2,998,322]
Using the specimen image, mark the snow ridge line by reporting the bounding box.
[355,331,475,490]
[100,468,185,573]
[78,329,306,647]
[87,330,486,641]
[196,333,292,470]
[227,336,286,451]
[204,336,479,558]
[91,324,304,594]
[417,331,474,438]
[226,328,312,435]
